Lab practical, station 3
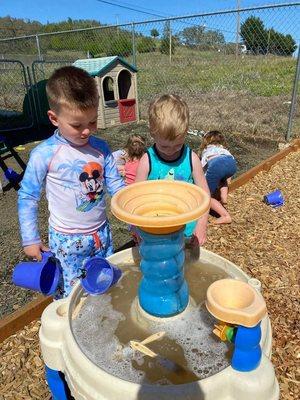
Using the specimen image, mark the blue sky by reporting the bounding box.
[1,1,299,44]
[0,1,295,25]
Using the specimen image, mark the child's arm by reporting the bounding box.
[134,153,150,182]
[18,147,50,260]
[124,152,149,243]
[103,148,126,196]
[191,151,211,246]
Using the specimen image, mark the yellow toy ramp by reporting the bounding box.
[206,279,267,327]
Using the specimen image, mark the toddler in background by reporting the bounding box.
[124,134,146,185]
[199,130,237,224]
[112,134,146,184]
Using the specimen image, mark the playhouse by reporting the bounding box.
[73,56,139,129]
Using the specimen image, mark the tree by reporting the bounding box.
[240,16,267,54]
[266,30,296,56]
[137,36,156,53]
[179,25,225,50]
[203,29,225,49]
[180,26,205,47]
[106,35,132,57]
[240,16,296,56]
[150,28,159,38]
[160,21,176,55]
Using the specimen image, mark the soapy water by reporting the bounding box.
[72,261,232,385]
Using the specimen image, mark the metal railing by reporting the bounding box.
[0,60,70,134]
[0,3,299,140]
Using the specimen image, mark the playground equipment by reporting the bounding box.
[0,60,70,191]
[74,56,139,129]
[0,137,27,191]
[39,181,279,399]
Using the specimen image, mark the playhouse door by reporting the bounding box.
[118,99,136,123]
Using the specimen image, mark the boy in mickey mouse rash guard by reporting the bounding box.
[18,66,125,298]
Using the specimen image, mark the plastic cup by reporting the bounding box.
[81,257,122,295]
[263,189,284,207]
[12,252,60,295]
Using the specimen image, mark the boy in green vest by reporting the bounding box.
[135,94,210,246]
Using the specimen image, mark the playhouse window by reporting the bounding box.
[103,77,115,103]
[118,70,132,99]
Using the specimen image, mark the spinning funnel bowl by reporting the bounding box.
[111,180,210,234]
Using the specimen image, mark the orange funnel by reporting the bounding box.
[206,279,267,327]
[111,180,210,234]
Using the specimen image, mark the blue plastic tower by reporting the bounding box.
[138,227,189,317]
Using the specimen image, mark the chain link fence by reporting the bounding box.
[0,60,71,134]
[0,3,299,140]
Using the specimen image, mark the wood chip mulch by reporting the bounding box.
[0,151,299,400]
[206,150,300,400]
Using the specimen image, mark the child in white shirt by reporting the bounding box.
[199,130,237,224]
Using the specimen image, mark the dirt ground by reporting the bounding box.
[0,147,299,399]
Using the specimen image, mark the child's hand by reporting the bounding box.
[190,230,206,247]
[129,225,141,245]
[192,218,208,246]
[118,166,125,177]
[23,243,50,261]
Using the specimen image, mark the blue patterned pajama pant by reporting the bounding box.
[49,223,113,299]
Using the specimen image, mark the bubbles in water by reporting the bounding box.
[72,261,231,385]
[72,294,146,383]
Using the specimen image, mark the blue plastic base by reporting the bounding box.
[231,323,262,372]
[45,366,74,399]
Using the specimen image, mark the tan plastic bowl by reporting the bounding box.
[111,180,210,234]
[206,279,267,327]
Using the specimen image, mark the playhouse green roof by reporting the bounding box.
[73,56,137,76]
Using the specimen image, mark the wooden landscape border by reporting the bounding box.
[1,138,299,343]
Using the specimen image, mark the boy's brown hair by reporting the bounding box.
[46,66,99,113]
[125,134,146,160]
[148,94,189,140]
[199,130,227,155]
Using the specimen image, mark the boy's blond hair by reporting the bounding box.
[148,94,189,140]
[46,66,99,113]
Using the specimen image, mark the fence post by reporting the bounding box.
[169,20,172,64]
[131,23,136,67]
[35,35,42,60]
[286,47,300,141]
[235,0,241,58]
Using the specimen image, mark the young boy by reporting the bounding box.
[135,94,210,246]
[18,66,125,298]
